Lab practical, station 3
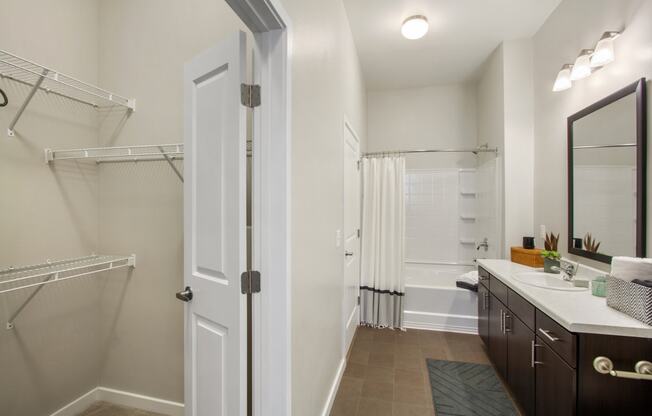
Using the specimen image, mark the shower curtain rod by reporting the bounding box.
[362,147,498,157]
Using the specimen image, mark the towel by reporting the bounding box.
[458,270,479,285]
[610,257,652,282]
[456,281,478,292]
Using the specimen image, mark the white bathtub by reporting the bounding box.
[403,263,478,334]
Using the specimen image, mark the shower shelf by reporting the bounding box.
[1,254,136,329]
[0,48,135,136]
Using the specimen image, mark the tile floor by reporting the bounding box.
[77,401,169,416]
[330,326,493,416]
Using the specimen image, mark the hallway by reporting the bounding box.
[330,327,493,416]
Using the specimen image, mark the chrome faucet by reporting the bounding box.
[552,259,578,281]
[477,238,489,252]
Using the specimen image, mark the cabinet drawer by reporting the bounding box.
[490,274,509,305]
[536,309,577,368]
[508,289,535,331]
[478,267,490,287]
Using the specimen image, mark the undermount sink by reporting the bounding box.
[513,272,588,292]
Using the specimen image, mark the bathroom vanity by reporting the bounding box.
[477,259,651,416]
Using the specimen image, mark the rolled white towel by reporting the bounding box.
[610,256,652,282]
[458,270,479,285]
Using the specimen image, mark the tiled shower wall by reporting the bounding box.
[405,169,477,264]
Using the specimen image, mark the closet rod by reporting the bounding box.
[362,147,498,157]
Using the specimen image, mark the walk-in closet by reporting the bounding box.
[0,1,252,415]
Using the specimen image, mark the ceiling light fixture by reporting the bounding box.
[590,31,620,67]
[401,15,428,40]
[570,49,594,81]
[552,64,573,92]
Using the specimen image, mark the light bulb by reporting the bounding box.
[570,49,594,81]
[553,64,573,92]
[591,32,619,67]
[401,15,428,40]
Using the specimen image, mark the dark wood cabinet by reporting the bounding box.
[477,282,490,347]
[577,333,652,416]
[478,266,649,416]
[535,336,577,416]
[488,293,508,380]
[507,315,535,416]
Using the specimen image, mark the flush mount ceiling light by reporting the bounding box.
[570,49,594,81]
[591,31,620,67]
[401,15,428,40]
[552,64,573,92]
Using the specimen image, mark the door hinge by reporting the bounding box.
[356,160,361,170]
[357,295,360,305]
[241,84,261,108]
[357,229,361,238]
[241,270,261,294]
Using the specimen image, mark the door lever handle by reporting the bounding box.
[176,286,193,302]
[345,251,354,257]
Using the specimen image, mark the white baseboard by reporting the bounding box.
[97,387,184,416]
[321,357,346,416]
[404,310,478,335]
[50,388,99,416]
[49,387,184,416]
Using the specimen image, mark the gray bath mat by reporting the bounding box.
[426,359,518,416]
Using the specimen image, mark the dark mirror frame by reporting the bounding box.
[568,78,647,263]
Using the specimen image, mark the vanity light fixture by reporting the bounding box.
[401,15,429,40]
[591,31,620,67]
[570,49,594,81]
[553,64,574,92]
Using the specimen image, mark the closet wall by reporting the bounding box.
[0,2,102,416]
[1,1,252,414]
[96,0,250,402]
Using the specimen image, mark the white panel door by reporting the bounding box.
[343,122,361,354]
[183,31,247,416]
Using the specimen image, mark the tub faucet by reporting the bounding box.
[477,238,489,252]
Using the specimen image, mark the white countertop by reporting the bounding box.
[477,259,652,338]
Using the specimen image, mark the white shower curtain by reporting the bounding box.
[360,156,406,329]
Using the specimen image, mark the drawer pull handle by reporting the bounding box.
[593,356,652,381]
[531,340,543,368]
[538,328,560,342]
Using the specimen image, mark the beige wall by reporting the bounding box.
[0,1,102,415]
[476,45,506,258]
[533,0,651,269]
[367,83,478,169]
[96,0,251,402]
[503,39,535,256]
[277,0,367,414]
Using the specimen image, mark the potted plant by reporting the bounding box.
[541,233,561,273]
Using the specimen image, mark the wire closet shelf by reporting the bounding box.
[0,48,135,136]
[45,143,184,163]
[0,254,136,296]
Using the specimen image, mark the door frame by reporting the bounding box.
[223,1,291,415]
[341,117,361,357]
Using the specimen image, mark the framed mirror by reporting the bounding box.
[568,78,647,263]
